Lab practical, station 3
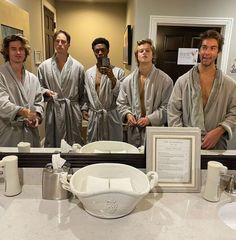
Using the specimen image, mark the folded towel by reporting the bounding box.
[86,176,109,192]
[110,150,127,153]
[86,176,134,193]
[109,178,133,192]
[93,149,110,153]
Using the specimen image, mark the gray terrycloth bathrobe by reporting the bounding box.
[167,65,236,150]
[117,65,173,147]
[37,54,85,147]
[84,65,125,142]
[0,62,44,147]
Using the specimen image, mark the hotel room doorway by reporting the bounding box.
[155,25,221,84]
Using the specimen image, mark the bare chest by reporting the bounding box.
[95,70,102,94]
[139,75,146,97]
[199,73,215,107]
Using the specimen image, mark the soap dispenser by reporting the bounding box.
[0,155,21,196]
[202,161,227,202]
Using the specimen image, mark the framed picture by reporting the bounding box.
[1,24,23,39]
[34,50,42,65]
[146,127,201,192]
[123,25,132,65]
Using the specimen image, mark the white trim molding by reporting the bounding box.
[149,15,234,73]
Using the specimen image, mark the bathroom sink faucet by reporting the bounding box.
[225,174,236,195]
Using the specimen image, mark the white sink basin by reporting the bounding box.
[218,202,236,230]
[0,205,5,219]
[80,141,140,153]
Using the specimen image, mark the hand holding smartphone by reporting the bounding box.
[98,57,110,67]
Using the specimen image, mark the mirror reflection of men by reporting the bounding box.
[0,34,44,147]
[83,37,125,142]
[117,39,173,147]
[37,30,85,147]
[168,30,236,150]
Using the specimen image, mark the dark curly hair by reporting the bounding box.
[0,34,30,62]
[92,37,110,50]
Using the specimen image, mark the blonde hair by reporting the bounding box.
[134,38,156,65]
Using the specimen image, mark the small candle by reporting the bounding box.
[17,142,31,153]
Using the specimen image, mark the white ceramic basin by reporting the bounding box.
[218,202,236,230]
[79,141,140,153]
[60,163,158,218]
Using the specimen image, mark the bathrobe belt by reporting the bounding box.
[89,106,116,140]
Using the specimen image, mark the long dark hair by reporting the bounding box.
[0,34,30,62]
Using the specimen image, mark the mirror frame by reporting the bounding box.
[0,152,235,170]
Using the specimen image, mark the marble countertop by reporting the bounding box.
[0,185,235,240]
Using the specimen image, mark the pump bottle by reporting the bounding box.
[0,155,21,196]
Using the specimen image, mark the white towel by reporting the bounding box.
[60,139,72,153]
[109,178,133,192]
[86,176,109,192]
[110,150,127,153]
[93,149,110,153]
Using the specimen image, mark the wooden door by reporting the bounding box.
[155,26,221,83]
[44,6,55,59]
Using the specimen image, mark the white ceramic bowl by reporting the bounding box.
[79,141,140,153]
[61,163,158,218]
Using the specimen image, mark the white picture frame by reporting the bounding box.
[146,127,201,193]
[34,50,41,65]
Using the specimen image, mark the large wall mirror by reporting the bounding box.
[0,0,236,171]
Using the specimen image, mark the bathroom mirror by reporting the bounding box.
[1,0,236,171]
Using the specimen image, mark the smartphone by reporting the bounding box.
[98,57,110,67]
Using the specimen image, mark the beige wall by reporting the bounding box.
[126,0,135,26]
[0,0,31,69]
[55,1,127,70]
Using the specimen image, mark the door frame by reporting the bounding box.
[41,0,57,59]
[149,15,234,73]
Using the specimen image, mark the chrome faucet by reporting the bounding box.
[225,174,236,194]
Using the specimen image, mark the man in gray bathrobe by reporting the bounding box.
[168,30,236,150]
[0,34,44,147]
[38,30,85,147]
[117,39,173,147]
[84,37,125,142]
